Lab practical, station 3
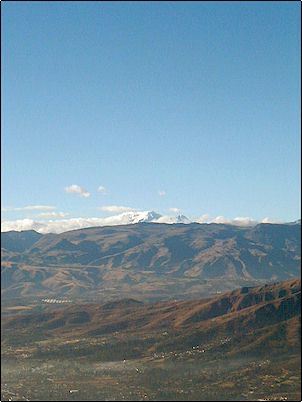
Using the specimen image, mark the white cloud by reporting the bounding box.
[155,215,176,224]
[195,215,259,226]
[156,215,191,224]
[212,216,232,224]
[1,210,286,235]
[2,211,147,234]
[1,218,90,234]
[169,207,181,214]
[158,190,166,197]
[232,217,258,226]
[37,212,69,219]
[98,205,137,214]
[64,184,90,198]
[194,214,210,223]
[1,219,46,232]
[213,216,258,226]
[261,217,281,224]
[97,185,108,195]
[1,205,56,212]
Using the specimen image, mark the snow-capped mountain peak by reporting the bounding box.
[155,213,191,224]
[120,210,162,224]
[175,214,191,224]
[105,211,191,225]
[1,210,191,234]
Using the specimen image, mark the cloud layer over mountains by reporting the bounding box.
[1,210,279,234]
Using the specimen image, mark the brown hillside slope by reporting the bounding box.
[2,279,300,359]
[1,222,301,301]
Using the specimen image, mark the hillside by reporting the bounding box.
[2,279,301,401]
[2,279,300,357]
[1,222,300,301]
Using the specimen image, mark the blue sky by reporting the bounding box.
[1,1,301,231]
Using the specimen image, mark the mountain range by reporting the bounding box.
[1,221,300,301]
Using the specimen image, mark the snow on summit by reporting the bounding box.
[1,211,191,234]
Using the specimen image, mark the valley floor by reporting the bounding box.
[1,354,301,401]
[1,279,300,401]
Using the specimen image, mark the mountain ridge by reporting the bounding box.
[2,278,300,359]
[1,221,300,301]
